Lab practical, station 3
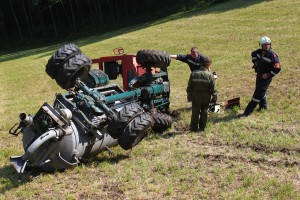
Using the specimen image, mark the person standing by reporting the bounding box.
[238,36,281,118]
[186,57,217,131]
[170,47,206,72]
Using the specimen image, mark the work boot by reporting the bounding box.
[257,107,268,112]
[238,113,248,118]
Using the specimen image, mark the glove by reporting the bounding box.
[211,95,217,104]
[213,72,217,80]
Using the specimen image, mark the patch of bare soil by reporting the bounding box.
[193,138,300,166]
[201,140,300,155]
[191,137,300,190]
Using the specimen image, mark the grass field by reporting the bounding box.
[1,0,299,199]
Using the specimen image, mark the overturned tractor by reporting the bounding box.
[9,44,173,174]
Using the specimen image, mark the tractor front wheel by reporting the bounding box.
[107,103,144,139]
[46,43,82,79]
[151,112,172,133]
[54,54,92,89]
[118,112,154,150]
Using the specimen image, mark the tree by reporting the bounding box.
[0,6,8,42]
[10,0,22,42]
[48,0,57,37]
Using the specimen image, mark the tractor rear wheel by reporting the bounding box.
[107,103,144,139]
[46,43,82,79]
[118,112,154,150]
[136,50,170,71]
[151,112,172,133]
[54,54,92,89]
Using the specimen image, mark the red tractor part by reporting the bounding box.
[92,54,155,91]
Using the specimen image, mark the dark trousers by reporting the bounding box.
[244,76,272,115]
[190,94,210,131]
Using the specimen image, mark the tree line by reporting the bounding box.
[0,0,221,48]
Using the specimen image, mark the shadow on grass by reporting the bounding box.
[0,0,265,63]
[0,164,59,191]
[210,111,240,124]
[171,106,239,125]
[0,165,24,193]
[88,153,130,165]
[0,153,129,192]
[173,107,192,113]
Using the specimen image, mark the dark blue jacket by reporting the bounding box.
[176,54,205,72]
[251,49,281,77]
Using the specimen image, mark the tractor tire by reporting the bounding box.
[104,61,120,80]
[118,112,154,150]
[136,50,171,71]
[46,43,82,79]
[151,112,173,133]
[107,103,144,139]
[54,53,92,89]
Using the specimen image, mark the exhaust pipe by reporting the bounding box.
[10,128,64,173]
[9,113,34,136]
[19,113,33,125]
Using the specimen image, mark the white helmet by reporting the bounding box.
[259,36,271,46]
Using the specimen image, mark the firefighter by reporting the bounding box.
[170,47,206,72]
[186,56,217,131]
[238,36,281,118]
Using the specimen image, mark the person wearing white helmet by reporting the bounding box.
[238,36,281,118]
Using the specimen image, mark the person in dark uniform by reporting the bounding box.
[238,36,281,118]
[186,57,217,131]
[170,47,206,72]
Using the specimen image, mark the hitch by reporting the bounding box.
[9,113,33,136]
[9,123,24,136]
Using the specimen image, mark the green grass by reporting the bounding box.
[1,0,300,199]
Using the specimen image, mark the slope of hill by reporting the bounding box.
[0,0,299,199]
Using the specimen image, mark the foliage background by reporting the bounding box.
[0,0,223,48]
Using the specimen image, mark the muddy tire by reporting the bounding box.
[136,50,170,71]
[107,103,144,139]
[118,112,154,150]
[151,113,172,133]
[54,53,92,89]
[46,43,82,79]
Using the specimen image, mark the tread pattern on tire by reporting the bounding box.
[136,50,171,69]
[107,103,144,139]
[117,112,154,150]
[46,43,82,79]
[151,112,172,133]
[55,53,92,89]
